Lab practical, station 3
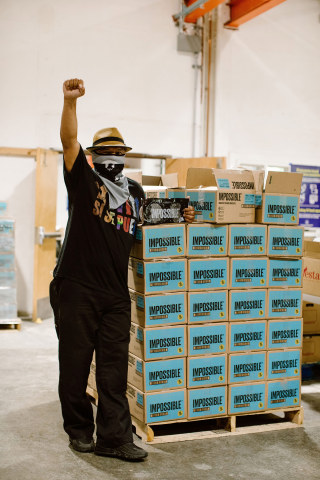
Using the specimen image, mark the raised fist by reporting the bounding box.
[63,78,85,99]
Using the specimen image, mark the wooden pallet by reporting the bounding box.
[131,406,304,444]
[0,318,21,330]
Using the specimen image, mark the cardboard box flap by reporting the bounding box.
[186,168,217,189]
[212,169,256,190]
[142,173,178,187]
[265,172,303,195]
[303,240,320,259]
[124,169,142,184]
[252,170,265,193]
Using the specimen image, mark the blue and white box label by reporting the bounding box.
[146,389,186,423]
[186,190,216,222]
[146,326,186,360]
[229,352,266,383]
[144,358,186,391]
[267,350,301,380]
[268,289,302,318]
[188,290,227,323]
[267,379,300,409]
[229,289,266,321]
[188,258,228,290]
[187,224,228,256]
[188,386,226,419]
[231,257,268,288]
[229,383,266,414]
[268,319,302,349]
[143,293,186,326]
[229,322,266,352]
[229,225,267,255]
[188,355,226,387]
[267,226,303,256]
[144,260,186,293]
[263,195,299,224]
[188,323,227,356]
[268,259,302,287]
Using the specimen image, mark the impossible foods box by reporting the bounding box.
[188,323,227,356]
[267,226,303,257]
[188,258,228,290]
[228,352,266,383]
[268,259,303,288]
[141,173,179,199]
[267,288,302,318]
[230,257,268,289]
[127,384,186,424]
[129,323,186,360]
[188,386,227,419]
[187,354,227,388]
[129,290,187,327]
[187,224,228,257]
[229,321,266,353]
[266,379,301,409]
[188,290,228,323]
[228,224,267,256]
[303,240,320,297]
[128,353,186,392]
[256,171,303,225]
[131,224,186,260]
[185,168,258,224]
[267,319,303,349]
[228,382,266,414]
[128,257,187,294]
[267,350,301,380]
[229,289,266,321]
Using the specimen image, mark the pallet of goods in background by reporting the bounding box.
[301,240,320,379]
[0,208,21,330]
[87,169,305,443]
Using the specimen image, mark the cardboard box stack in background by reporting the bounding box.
[0,211,18,325]
[302,240,320,365]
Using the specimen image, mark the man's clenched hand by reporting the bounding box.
[63,78,85,100]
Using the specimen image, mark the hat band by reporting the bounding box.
[93,136,125,147]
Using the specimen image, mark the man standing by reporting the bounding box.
[50,78,195,462]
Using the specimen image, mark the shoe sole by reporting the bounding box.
[94,450,148,462]
[69,444,95,453]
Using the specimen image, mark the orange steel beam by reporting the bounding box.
[224,0,287,29]
[184,0,225,23]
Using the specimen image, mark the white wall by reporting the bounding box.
[213,0,320,169]
[0,0,196,158]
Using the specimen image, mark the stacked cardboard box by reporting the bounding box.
[0,216,18,324]
[302,241,320,364]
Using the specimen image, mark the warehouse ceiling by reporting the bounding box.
[173,0,287,29]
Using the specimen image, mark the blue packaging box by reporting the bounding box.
[130,290,187,327]
[167,189,186,199]
[129,323,186,360]
[188,258,228,291]
[228,382,266,414]
[187,354,227,387]
[230,257,268,289]
[267,289,302,318]
[128,258,187,294]
[0,254,15,270]
[188,290,228,323]
[267,226,303,257]
[229,224,267,256]
[188,323,227,356]
[229,289,266,321]
[267,379,301,409]
[267,350,301,380]
[228,352,266,383]
[267,319,302,349]
[268,259,302,288]
[229,321,266,352]
[128,354,186,392]
[187,224,228,257]
[131,224,186,259]
[188,386,227,419]
[127,384,186,424]
[262,195,300,225]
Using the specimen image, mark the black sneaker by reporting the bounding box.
[94,442,148,461]
[69,437,95,453]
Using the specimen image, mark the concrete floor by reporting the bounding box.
[1,320,320,480]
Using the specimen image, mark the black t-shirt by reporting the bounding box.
[54,146,144,300]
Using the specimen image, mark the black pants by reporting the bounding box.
[49,277,133,448]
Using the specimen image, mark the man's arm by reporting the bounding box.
[60,78,85,172]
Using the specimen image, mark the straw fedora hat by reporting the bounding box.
[86,127,132,152]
